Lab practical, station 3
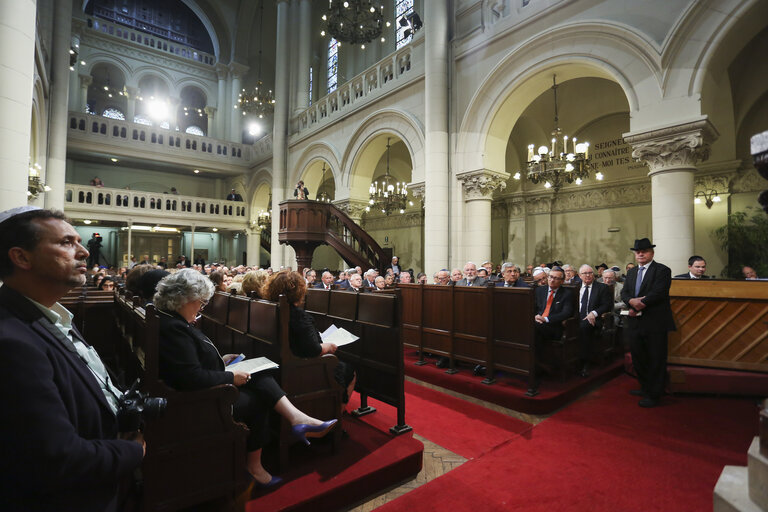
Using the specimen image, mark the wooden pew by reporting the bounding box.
[305,288,411,434]
[114,292,248,512]
[60,288,121,372]
[200,291,344,470]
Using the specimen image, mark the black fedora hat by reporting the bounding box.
[595,262,608,270]
[630,238,656,251]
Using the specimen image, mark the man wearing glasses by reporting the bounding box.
[576,264,613,377]
[534,266,574,341]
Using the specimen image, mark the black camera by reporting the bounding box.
[116,379,167,432]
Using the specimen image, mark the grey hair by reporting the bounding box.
[562,264,573,271]
[500,262,519,272]
[602,269,616,277]
[579,264,594,274]
[153,268,214,312]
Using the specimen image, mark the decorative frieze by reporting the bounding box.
[408,181,425,202]
[624,119,719,174]
[332,199,369,221]
[456,169,509,200]
[363,211,423,230]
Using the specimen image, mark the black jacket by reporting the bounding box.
[577,281,613,327]
[157,310,233,391]
[0,285,143,512]
[621,261,676,332]
[495,278,530,288]
[288,305,322,358]
[534,286,574,324]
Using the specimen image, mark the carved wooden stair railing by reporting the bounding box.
[278,200,388,271]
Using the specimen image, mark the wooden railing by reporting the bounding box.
[278,200,388,271]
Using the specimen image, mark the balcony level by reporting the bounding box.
[67,112,273,175]
[64,183,249,230]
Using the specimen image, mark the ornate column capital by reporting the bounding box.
[79,74,92,87]
[215,63,229,80]
[333,199,369,222]
[229,62,249,79]
[204,106,217,118]
[456,169,509,200]
[408,181,425,202]
[623,118,719,175]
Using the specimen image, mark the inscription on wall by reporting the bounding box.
[591,136,647,174]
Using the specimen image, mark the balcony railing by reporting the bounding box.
[64,184,248,225]
[68,112,275,170]
[86,15,216,67]
[291,35,424,138]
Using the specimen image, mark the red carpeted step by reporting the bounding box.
[246,416,423,512]
[404,349,625,415]
[377,374,759,512]
[348,380,532,459]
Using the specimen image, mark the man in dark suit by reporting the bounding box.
[576,264,613,377]
[0,207,144,511]
[674,255,710,279]
[495,263,530,288]
[534,266,574,341]
[346,273,366,292]
[455,262,488,287]
[314,271,335,290]
[620,238,676,407]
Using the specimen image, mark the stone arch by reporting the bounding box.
[176,79,214,104]
[246,168,273,220]
[133,67,174,95]
[291,142,343,200]
[341,109,424,199]
[84,55,132,84]
[456,21,661,175]
[30,75,47,167]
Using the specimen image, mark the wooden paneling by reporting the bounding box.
[669,280,768,373]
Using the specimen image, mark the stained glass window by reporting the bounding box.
[102,107,125,120]
[396,0,414,49]
[134,114,152,126]
[185,125,204,136]
[327,38,339,93]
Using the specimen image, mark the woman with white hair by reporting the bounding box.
[153,269,336,488]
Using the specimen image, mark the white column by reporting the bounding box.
[271,0,291,267]
[229,63,248,143]
[457,170,508,264]
[625,119,718,274]
[127,219,133,264]
[68,34,80,109]
[0,0,37,209]
[79,74,92,113]
[168,96,180,131]
[215,64,228,139]
[246,226,262,267]
[294,0,311,115]
[423,0,450,275]
[190,224,195,263]
[125,86,138,122]
[204,106,216,136]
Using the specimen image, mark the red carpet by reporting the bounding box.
[404,349,624,415]
[348,380,532,459]
[378,374,760,512]
[246,416,423,512]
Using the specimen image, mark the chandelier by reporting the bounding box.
[513,75,599,192]
[256,210,271,230]
[366,138,408,215]
[28,162,51,199]
[317,163,333,203]
[237,0,275,120]
[321,1,387,48]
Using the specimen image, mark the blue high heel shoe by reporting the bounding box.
[291,419,338,446]
[251,474,284,489]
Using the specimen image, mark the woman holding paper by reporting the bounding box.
[263,271,357,403]
[153,269,337,488]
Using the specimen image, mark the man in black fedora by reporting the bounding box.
[620,238,676,407]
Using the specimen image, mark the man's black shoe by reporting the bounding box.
[435,357,449,368]
[638,398,658,408]
[473,365,486,376]
[629,389,645,397]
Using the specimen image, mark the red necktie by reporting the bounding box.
[542,289,555,318]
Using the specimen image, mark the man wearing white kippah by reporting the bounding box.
[0,207,144,511]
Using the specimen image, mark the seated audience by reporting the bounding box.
[154,269,336,488]
[364,270,377,289]
[374,276,387,290]
[524,264,535,277]
[532,267,549,286]
[124,264,154,298]
[398,271,413,284]
[314,270,335,290]
[601,269,625,312]
[674,256,710,279]
[563,264,581,285]
[386,256,401,276]
[595,263,608,282]
[416,272,428,284]
[456,262,487,287]
[496,263,529,287]
[384,273,396,288]
[481,261,499,282]
[534,266,573,341]
[208,270,228,293]
[263,271,356,403]
[97,276,117,291]
[242,269,269,297]
[450,268,463,284]
[742,266,758,280]
[576,265,613,377]
[436,269,450,285]
[347,273,366,292]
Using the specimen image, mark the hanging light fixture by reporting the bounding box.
[236,0,275,121]
[694,189,722,209]
[321,1,386,49]
[28,162,51,199]
[514,75,596,192]
[366,138,408,215]
[317,163,333,203]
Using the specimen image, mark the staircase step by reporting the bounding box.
[714,466,763,512]
[749,437,768,509]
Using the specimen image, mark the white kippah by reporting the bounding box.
[0,205,40,225]
[532,268,545,277]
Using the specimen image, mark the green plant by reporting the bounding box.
[712,207,768,278]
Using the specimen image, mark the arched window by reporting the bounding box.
[134,114,152,126]
[102,107,125,120]
[396,0,414,49]
[185,125,205,136]
[160,121,170,130]
[327,38,339,93]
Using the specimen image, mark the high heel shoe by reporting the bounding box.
[250,474,284,489]
[291,419,338,446]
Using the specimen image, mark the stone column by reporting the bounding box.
[204,106,216,136]
[126,219,133,265]
[215,64,228,139]
[271,0,291,267]
[124,86,138,122]
[0,0,37,208]
[190,224,195,263]
[625,119,718,274]
[229,62,248,143]
[43,0,73,210]
[457,169,508,264]
[423,0,450,275]
[246,225,262,267]
[68,33,81,109]
[79,74,92,113]
[168,96,180,131]
[294,0,311,115]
